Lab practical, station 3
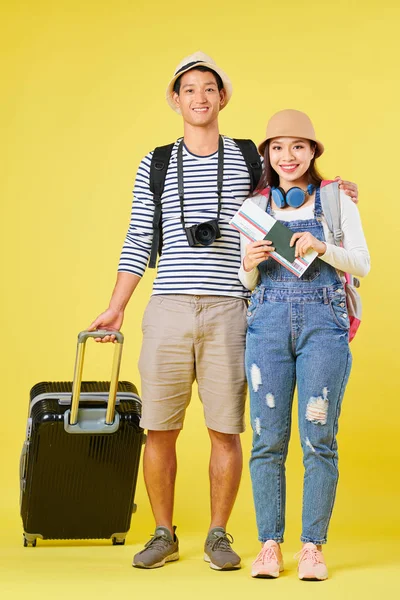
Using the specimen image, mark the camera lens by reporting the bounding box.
[195,223,216,246]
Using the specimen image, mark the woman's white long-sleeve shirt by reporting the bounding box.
[239,190,370,291]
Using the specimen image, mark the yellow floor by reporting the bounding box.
[3,395,400,599]
[1,521,399,600]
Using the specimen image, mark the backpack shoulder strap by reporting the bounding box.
[233,139,262,193]
[150,144,174,196]
[320,180,342,246]
[148,143,174,268]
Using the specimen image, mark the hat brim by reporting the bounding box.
[258,138,325,158]
[166,62,232,114]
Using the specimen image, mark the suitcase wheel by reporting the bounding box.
[23,535,37,547]
[112,537,126,546]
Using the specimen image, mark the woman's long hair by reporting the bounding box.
[254,140,324,195]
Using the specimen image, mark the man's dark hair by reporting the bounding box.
[173,66,224,95]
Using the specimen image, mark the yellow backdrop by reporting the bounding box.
[1,0,399,597]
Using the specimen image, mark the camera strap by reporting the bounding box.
[177,136,224,229]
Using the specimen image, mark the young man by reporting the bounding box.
[89,51,358,571]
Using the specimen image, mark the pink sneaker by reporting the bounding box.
[251,540,284,578]
[296,543,328,581]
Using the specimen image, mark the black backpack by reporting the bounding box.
[148,138,262,268]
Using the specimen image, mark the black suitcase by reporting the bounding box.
[20,330,145,547]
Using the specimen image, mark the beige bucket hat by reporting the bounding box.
[258,109,324,158]
[166,51,233,114]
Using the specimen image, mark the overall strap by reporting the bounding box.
[148,143,174,268]
[313,186,323,217]
[233,139,262,193]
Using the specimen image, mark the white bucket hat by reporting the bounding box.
[166,51,233,114]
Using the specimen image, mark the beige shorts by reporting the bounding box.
[138,294,248,434]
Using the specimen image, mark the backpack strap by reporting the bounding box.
[320,180,360,289]
[320,180,343,246]
[233,139,262,193]
[148,143,174,268]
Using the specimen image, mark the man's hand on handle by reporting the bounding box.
[88,308,124,343]
[87,272,141,343]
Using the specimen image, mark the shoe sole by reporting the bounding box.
[203,553,241,571]
[251,566,284,578]
[133,551,180,569]
[299,575,328,581]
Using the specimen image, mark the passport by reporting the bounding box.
[264,221,296,264]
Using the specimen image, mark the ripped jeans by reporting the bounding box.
[245,284,352,544]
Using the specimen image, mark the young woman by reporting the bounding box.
[239,110,370,580]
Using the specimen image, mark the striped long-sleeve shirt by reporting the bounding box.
[118,136,252,298]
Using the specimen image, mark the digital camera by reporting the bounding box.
[184,219,221,247]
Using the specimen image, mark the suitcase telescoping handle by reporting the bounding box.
[70,330,124,426]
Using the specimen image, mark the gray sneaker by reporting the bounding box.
[204,527,241,570]
[133,526,179,569]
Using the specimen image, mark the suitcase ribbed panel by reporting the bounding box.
[29,394,141,418]
[30,381,138,401]
[21,397,143,540]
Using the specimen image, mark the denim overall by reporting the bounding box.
[245,189,352,544]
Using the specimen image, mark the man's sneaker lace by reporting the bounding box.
[132,526,179,569]
[204,527,241,570]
